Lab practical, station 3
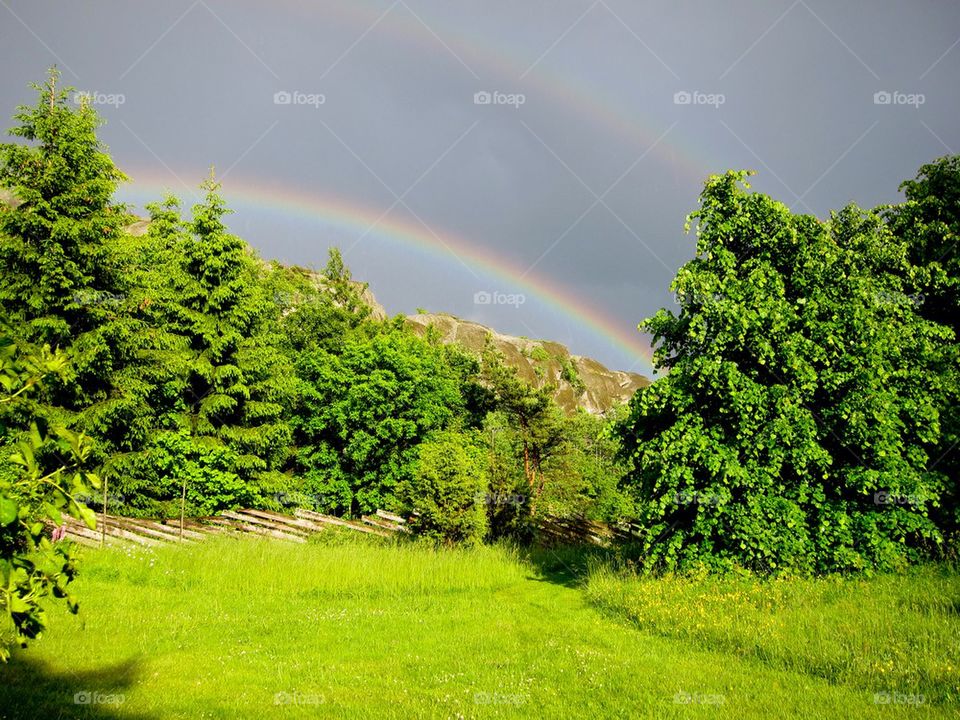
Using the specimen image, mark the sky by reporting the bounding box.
[1,1,959,377]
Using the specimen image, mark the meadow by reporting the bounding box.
[1,534,957,719]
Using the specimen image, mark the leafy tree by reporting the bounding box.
[273,248,373,357]
[886,156,960,546]
[399,430,488,545]
[0,335,98,660]
[537,408,631,522]
[479,345,565,517]
[293,321,467,515]
[618,171,950,574]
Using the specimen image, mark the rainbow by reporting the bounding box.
[117,173,657,376]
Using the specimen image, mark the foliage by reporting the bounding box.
[0,336,98,661]
[293,321,468,515]
[886,155,960,547]
[618,171,951,574]
[400,430,488,545]
[537,408,632,522]
[0,68,152,472]
[112,178,296,514]
[479,344,566,518]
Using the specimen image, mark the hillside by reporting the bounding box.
[0,190,648,413]
[406,312,648,414]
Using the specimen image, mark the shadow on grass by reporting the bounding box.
[522,543,622,589]
[0,652,155,720]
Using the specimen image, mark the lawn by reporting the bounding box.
[0,534,956,719]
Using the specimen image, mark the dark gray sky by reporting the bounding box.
[2,1,959,375]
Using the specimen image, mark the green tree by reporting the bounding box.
[399,430,488,545]
[618,171,950,574]
[115,178,295,515]
[0,335,98,660]
[886,156,960,547]
[0,69,151,472]
[271,248,373,357]
[479,345,565,518]
[293,321,467,515]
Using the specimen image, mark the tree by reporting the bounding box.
[886,156,960,547]
[0,334,98,660]
[293,321,467,515]
[272,248,374,358]
[399,430,488,545]
[0,68,151,473]
[114,177,295,515]
[479,345,565,518]
[618,171,950,574]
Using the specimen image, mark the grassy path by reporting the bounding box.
[0,537,953,719]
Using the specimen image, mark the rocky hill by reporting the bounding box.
[406,312,648,414]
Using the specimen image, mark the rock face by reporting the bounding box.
[406,313,649,415]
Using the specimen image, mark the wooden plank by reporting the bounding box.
[375,509,406,524]
[223,511,310,537]
[294,509,390,537]
[361,515,403,532]
[62,523,122,546]
[120,517,207,541]
[213,513,307,543]
[62,532,102,548]
[237,509,327,534]
[110,518,188,544]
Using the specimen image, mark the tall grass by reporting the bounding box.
[585,563,960,704]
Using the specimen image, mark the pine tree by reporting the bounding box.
[152,173,294,510]
[0,69,151,469]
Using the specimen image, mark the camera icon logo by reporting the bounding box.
[674,91,692,105]
[274,91,292,105]
[473,290,492,305]
[474,91,492,105]
[873,91,892,105]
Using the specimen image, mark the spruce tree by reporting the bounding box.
[0,69,151,471]
[153,174,294,511]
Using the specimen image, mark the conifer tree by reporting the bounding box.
[151,173,294,511]
[0,69,150,470]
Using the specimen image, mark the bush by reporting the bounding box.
[400,431,488,545]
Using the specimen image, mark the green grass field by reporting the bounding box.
[1,534,957,719]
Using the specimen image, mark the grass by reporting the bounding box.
[0,533,956,719]
[585,563,960,705]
